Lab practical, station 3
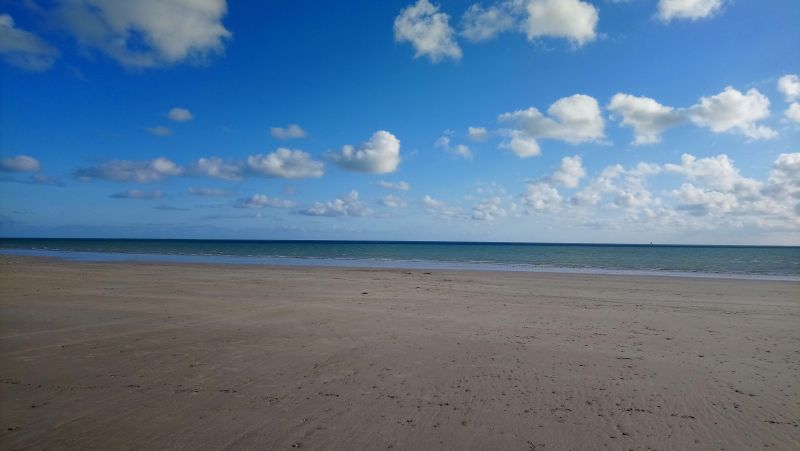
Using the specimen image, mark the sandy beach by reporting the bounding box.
[0,255,798,450]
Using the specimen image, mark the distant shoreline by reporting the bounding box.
[3,249,799,282]
[2,236,799,248]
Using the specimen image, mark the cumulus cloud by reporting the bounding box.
[664,153,757,192]
[270,124,307,140]
[551,155,586,188]
[299,191,370,217]
[460,3,515,42]
[460,0,598,47]
[247,149,324,179]
[777,75,800,102]
[471,197,507,220]
[379,195,407,208]
[523,181,562,212]
[452,144,474,160]
[769,153,800,190]
[189,157,242,180]
[671,183,738,216]
[658,0,725,22]
[0,14,59,71]
[394,0,462,62]
[467,126,488,141]
[188,187,231,197]
[608,93,684,145]
[785,103,800,125]
[147,125,172,136]
[75,157,181,182]
[377,180,411,191]
[423,195,463,219]
[662,153,800,228]
[414,151,800,234]
[502,131,541,158]
[571,163,660,209]
[777,75,800,125]
[326,131,401,173]
[523,0,598,46]
[235,194,295,209]
[688,86,776,140]
[55,0,231,68]
[435,134,473,160]
[665,154,764,216]
[110,189,164,199]
[168,107,193,122]
[499,94,604,157]
[0,155,41,172]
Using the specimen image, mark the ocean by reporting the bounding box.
[1,238,799,280]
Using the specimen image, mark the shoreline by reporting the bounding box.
[3,249,799,282]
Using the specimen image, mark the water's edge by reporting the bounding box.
[4,249,798,282]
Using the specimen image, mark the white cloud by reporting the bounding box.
[110,189,164,199]
[435,134,473,160]
[56,0,231,68]
[571,162,660,209]
[168,107,193,122]
[379,195,407,208]
[785,103,800,125]
[299,191,370,217]
[434,134,451,149]
[499,94,604,157]
[607,93,684,145]
[75,157,181,182]
[551,155,586,188]
[467,126,488,141]
[523,181,562,212]
[663,153,799,227]
[377,180,411,191]
[235,194,295,209]
[459,0,599,47]
[511,152,800,234]
[472,197,507,220]
[423,195,463,219]
[503,131,541,158]
[147,125,172,136]
[190,157,242,180]
[0,14,59,71]
[326,131,401,173]
[0,155,41,172]
[247,149,324,179]
[188,187,231,197]
[777,75,800,102]
[394,0,462,62]
[658,0,725,22]
[452,144,474,160]
[769,153,800,189]
[664,153,758,192]
[460,3,515,42]
[524,0,599,46]
[271,124,307,140]
[671,182,739,216]
[688,86,776,140]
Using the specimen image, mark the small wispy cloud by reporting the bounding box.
[110,189,165,199]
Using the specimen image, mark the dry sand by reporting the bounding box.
[0,255,798,450]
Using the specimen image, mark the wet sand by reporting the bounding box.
[1,255,798,450]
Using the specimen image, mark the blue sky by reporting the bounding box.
[0,0,798,244]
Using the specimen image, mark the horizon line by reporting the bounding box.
[1,236,798,248]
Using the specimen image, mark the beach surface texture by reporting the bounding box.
[1,255,798,450]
